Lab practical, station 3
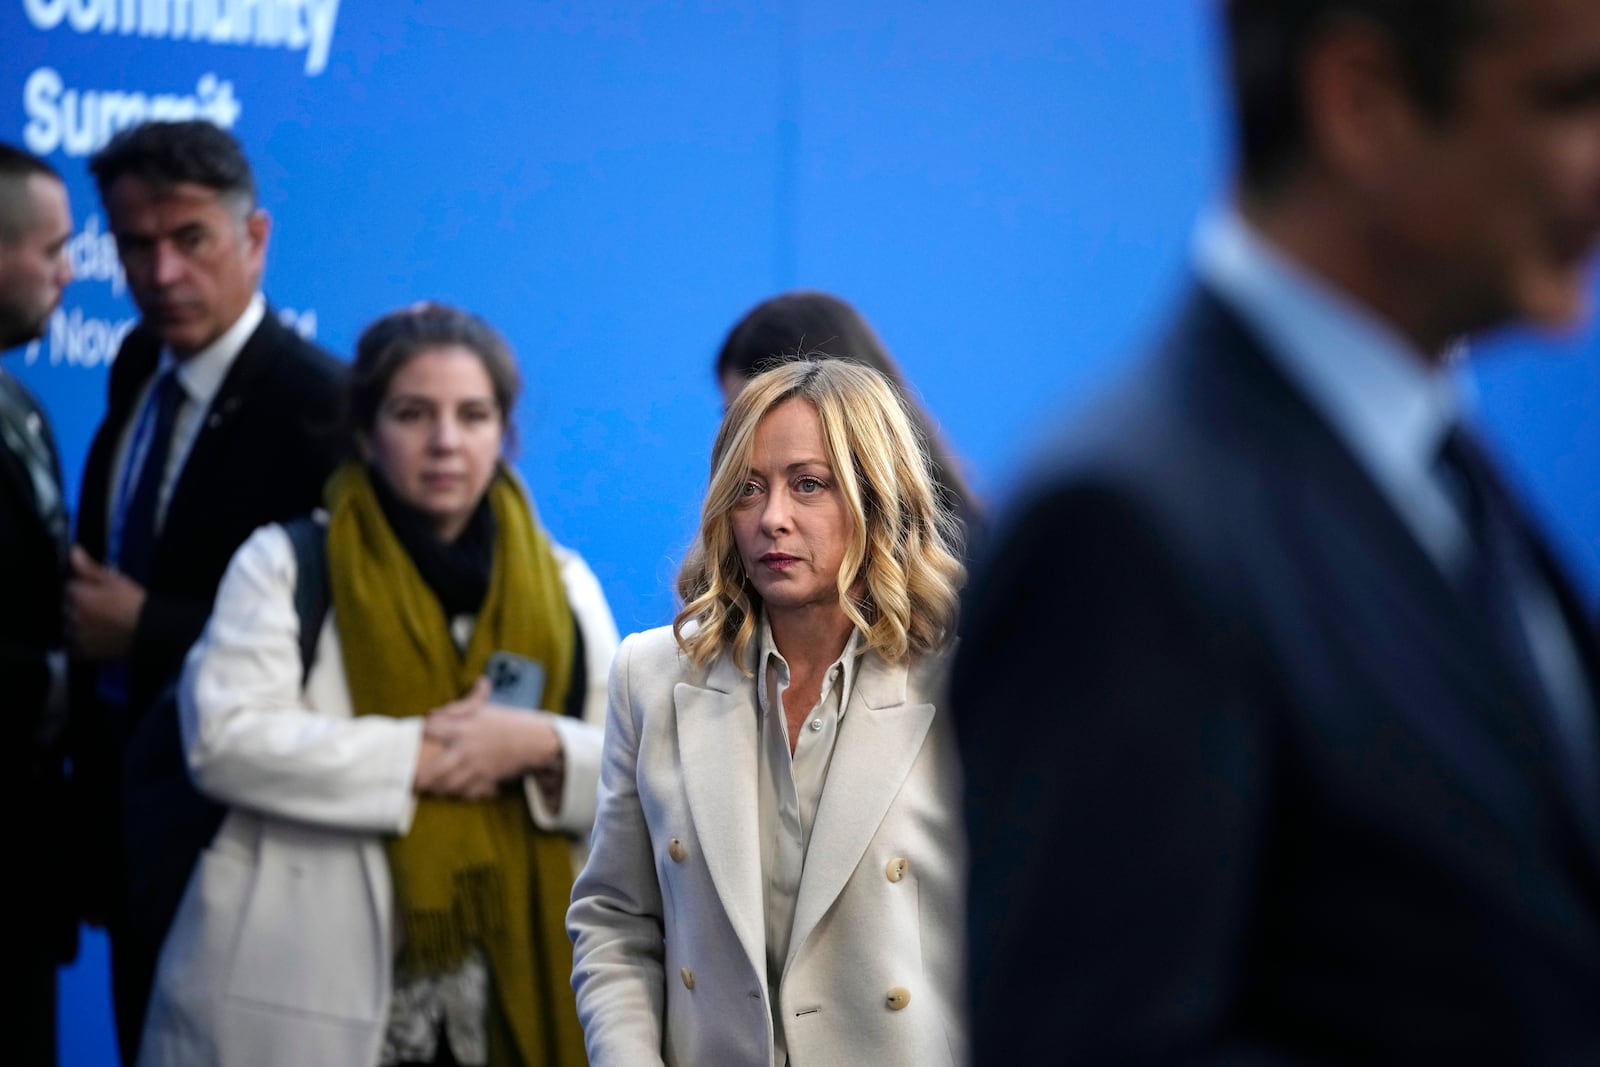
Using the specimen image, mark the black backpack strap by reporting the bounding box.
[563,615,587,719]
[279,514,330,689]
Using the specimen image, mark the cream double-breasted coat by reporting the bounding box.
[568,624,967,1066]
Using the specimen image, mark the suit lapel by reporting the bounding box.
[0,371,64,548]
[1300,399,1600,875]
[0,419,32,518]
[1192,289,1600,873]
[1283,431,1578,811]
[79,328,161,553]
[675,652,766,978]
[158,315,278,548]
[1501,478,1600,862]
[785,654,934,973]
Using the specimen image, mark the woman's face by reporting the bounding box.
[364,344,504,541]
[731,397,854,627]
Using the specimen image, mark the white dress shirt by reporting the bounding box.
[1193,209,1469,573]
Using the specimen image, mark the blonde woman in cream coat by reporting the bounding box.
[569,358,968,1066]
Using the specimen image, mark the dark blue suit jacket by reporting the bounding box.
[953,286,1600,1065]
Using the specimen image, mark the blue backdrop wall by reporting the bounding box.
[3,4,1596,1063]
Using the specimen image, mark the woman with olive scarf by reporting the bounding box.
[138,305,616,1067]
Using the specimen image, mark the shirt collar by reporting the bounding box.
[162,293,266,407]
[756,610,866,722]
[1193,207,1461,491]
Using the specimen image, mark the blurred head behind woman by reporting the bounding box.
[714,290,980,528]
[675,357,965,669]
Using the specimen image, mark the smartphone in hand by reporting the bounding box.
[485,651,546,711]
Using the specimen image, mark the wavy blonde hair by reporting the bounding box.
[674,358,965,669]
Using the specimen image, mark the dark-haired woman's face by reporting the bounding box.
[363,345,503,541]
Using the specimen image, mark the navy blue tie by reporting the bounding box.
[117,369,184,584]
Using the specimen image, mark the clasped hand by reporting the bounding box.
[64,545,146,661]
[413,677,563,801]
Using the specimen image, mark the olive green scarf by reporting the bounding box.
[326,462,587,1066]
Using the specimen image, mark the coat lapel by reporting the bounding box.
[675,652,766,978]
[785,653,934,973]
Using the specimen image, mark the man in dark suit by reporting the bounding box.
[954,1,1600,1062]
[65,120,345,1061]
[0,141,75,1067]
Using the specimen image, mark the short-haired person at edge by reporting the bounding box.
[0,141,74,1067]
[569,359,968,1064]
[138,304,616,1067]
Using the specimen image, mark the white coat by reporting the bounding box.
[568,625,967,1067]
[137,522,619,1067]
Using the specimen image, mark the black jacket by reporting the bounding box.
[954,286,1600,1065]
[0,363,76,962]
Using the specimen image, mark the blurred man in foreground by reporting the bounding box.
[956,1,1600,1062]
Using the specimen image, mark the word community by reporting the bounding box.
[21,0,343,76]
